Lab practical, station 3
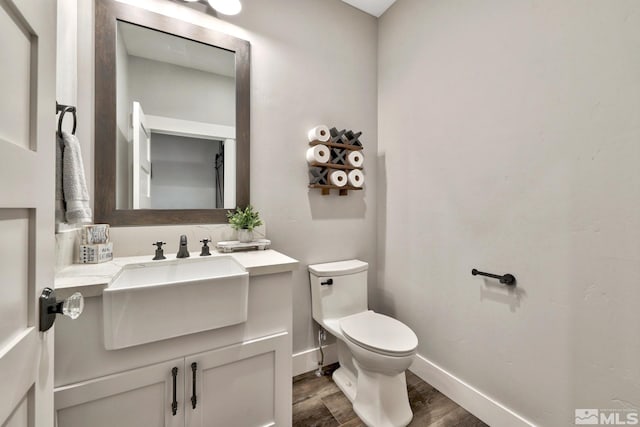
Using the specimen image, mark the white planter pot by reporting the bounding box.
[237,229,253,243]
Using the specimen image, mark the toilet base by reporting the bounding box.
[352,364,413,427]
[332,366,357,402]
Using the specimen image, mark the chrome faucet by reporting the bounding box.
[177,235,190,258]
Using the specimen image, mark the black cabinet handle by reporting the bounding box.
[171,367,178,416]
[191,362,198,409]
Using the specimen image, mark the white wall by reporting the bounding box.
[378,0,640,425]
[56,0,77,112]
[127,56,235,126]
[68,0,377,356]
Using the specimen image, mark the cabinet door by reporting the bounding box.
[185,332,291,427]
[55,358,185,427]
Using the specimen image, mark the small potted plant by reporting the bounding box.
[227,205,263,243]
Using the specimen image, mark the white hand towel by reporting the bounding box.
[62,131,92,223]
[55,134,66,223]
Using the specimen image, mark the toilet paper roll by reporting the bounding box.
[307,125,330,142]
[348,169,364,188]
[346,150,364,168]
[306,145,330,164]
[329,170,348,187]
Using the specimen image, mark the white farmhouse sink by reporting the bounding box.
[103,256,249,350]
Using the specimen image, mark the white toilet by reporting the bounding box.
[309,260,418,427]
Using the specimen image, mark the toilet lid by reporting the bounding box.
[340,311,418,356]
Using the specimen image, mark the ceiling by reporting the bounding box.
[339,0,397,17]
[118,21,235,78]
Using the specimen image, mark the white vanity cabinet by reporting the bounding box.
[56,332,289,427]
[185,332,290,427]
[53,253,297,427]
[55,358,185,427]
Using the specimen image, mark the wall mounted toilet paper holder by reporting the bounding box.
[471,269,516,286]
[307,127,365,196]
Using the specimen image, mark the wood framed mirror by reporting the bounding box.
[94,0,249,226]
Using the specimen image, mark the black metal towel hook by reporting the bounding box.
[56,101,77,137]
[472,268,516,286]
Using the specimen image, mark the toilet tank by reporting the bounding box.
[308,260,369,324]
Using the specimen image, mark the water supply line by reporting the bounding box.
[316,327,326,377]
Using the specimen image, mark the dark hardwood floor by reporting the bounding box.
[293,364,488,427]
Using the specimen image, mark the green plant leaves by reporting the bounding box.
[227,205,264,231]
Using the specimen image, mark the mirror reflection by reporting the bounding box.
[115,21,236,210]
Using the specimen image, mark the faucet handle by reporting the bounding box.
[200,239,211,256]
[153,241,167,260]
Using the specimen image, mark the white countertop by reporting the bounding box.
[55,249,299,298]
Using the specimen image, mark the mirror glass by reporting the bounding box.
[115,21,236,210]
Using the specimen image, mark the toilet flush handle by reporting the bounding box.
[321,279,333,286]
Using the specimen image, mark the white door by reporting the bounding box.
[0,0,56,426]
[55,358,185,427]
[132,101,151,209]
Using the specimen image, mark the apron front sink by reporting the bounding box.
[103,256,249,350]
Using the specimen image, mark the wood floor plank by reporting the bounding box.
[338,418,367,427]
[294,366,341,405]
[406,370,433,388]
[293,364,486,427]
[408,389,460,426]
[322,390,359,424]
[293,397,340,427]
[427,406,489,427]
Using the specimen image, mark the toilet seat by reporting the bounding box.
[340,311,418,357]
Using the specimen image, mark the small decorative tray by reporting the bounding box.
[216,239,271,253]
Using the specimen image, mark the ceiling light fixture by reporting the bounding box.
[207,0,242,15]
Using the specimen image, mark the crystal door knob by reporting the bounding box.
[39,288,84,332]
[62,292,84,319]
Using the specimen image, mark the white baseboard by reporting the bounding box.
[292,343,338,377]
[410,353,535,427]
